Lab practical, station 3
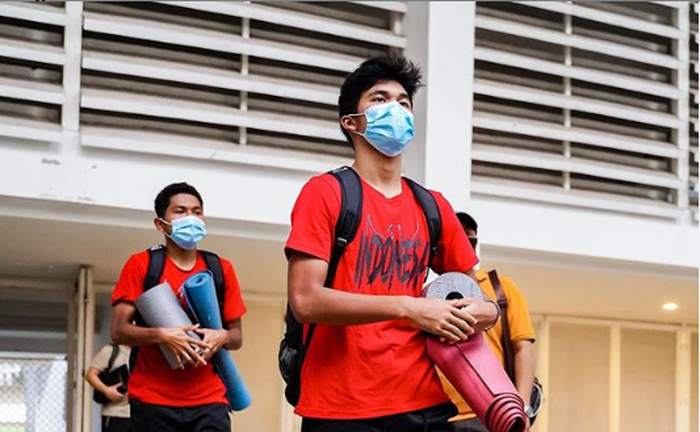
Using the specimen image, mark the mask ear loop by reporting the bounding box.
[341,112,367,139]
[158,218,175,241]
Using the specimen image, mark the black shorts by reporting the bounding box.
[102,416,131,432]
[450,418,490,432]
[130,399,230,432]
[301,402,458,432]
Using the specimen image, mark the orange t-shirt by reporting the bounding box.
[285,172,479,419]
[111,250,247,407]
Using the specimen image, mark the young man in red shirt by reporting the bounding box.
[286,55,499,432]
[111,182,246,432]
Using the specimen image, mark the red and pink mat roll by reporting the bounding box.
[424,273,526,432]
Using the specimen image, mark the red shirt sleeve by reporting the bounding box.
[430,192,479,274]
[284,174,340,263]
[111,252,148,305]
[221,258,247,323]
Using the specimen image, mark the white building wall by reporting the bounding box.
[0,1,696,269]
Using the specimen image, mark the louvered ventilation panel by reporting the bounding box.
[471,2,689,220]
[0,2,66,143]
[79,2,405,158]
[690,2,698,221]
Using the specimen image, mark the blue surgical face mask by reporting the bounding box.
[348,101,415,157]
[160,215,207,251]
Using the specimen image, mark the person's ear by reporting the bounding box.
[154,217,166,234]
[340,115,360,135]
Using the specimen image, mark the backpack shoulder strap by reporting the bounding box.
[199,250,226,313]
[106,343,119,373]
[327,166,363,287]
[489,269,508,306]
[403,178,442,264]
[130,245,166,372]
[144,245,166,292]
[488,269,516,382]
[302,166,363,347]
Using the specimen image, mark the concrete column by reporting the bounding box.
[403,1,476,212]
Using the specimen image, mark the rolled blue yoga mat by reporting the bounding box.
[182,270,252,411]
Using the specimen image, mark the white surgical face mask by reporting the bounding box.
[160,215,207,251]
[347,101,415,157]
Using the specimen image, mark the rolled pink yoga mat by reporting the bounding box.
[424,273,526,432]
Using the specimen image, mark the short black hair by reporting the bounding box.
[338,54,423,144]
[154,182,204,218]
[456,212,478,233]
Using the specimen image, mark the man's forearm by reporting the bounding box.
[514,340,536,403]
[464,299,499,332]
[289,256,479,342]
[462,268,499,331]
[223,320,242,350]
[292,286,409,325]
[289,255,413,325]
[111,302,165,347]
[85,368,109,393]
[291,273,489,326]
[112,322,164,347]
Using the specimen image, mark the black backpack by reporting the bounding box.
[278,166,442,406]
[128,245,226,370]
[92,343,128,405]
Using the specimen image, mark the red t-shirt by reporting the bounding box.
[285,172,478,419]
[111,250,247,407]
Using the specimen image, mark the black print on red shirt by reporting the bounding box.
[354,215,430,291]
